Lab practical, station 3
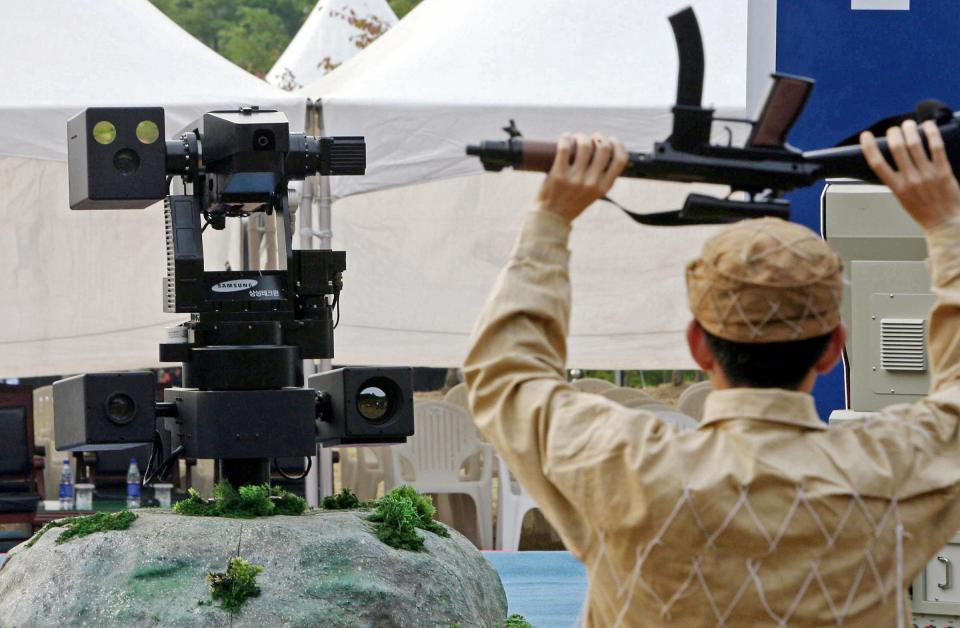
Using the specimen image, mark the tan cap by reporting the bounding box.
[686,217,842,343]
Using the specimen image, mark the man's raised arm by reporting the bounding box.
[462,133,628,551]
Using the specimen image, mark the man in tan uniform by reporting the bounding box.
[464,120,960,626]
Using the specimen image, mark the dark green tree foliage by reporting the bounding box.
[149,0,423,77]
[173,481,306,518]
[368,485,449,551]
[25,511,138,547]
[207,556,264,612]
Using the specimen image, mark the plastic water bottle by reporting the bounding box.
[58,459,73,510]
[126,458,141,509]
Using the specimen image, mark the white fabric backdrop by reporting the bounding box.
[0,0,306,378]
[302,0,750,368]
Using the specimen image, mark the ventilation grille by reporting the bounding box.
[163,200,176,312]
[880,318,926,372]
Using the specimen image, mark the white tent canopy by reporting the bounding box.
[302,0,749,369]
[0,0,306,378]
[267,0,398,91]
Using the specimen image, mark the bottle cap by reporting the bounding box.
[63,459,70,464]
[130,458,137,463]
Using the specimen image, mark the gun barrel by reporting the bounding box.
[804,116,960,182]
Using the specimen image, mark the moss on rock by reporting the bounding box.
[173,481,306,519]
[207,556,264,613]
[25,511,137,548]
[368,485,450,551]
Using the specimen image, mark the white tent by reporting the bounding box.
[267,0,398,91]
[302,0,750,369]
[0,0,306,378]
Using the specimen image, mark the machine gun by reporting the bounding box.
[466,7,960,225]
[54,107,414,489]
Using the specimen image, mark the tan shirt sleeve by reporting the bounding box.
[463,210,679,557]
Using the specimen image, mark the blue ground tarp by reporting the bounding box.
[484,550,587,627]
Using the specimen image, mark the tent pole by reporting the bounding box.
[300,100,334,506]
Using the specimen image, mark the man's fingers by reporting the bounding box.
[551,134,572,177]
[600,140,629,192]
[886,126,918,178]
[585,133,613,186]
[902,120,933,174]
[569,133,594,177]
[860,131,897,188]
[923,120,952,175]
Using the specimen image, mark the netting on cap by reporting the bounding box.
[688,220,842,342]
[579,484,907,628]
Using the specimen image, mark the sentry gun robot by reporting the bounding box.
[53,106,413,489]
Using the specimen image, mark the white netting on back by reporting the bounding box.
[582,484,906,627]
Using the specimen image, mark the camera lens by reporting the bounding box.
[252,129,275,151]
[356,377,402,423]
[136,120,160,144]
[113,148,140,175]
[358,386,388,421]
[105,392,137,425]
[92,121,117,145]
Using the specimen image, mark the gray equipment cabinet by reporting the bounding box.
[824,181,960,627]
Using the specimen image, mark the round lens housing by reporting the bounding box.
[113,148,140,175]
[356,377,402,424]
[92,121,117,145]
[104,392,137,425]
[136,120,160,144]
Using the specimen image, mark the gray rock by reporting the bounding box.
[0,509,507,627]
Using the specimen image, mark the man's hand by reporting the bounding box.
[535,132,629,224]
[861,120,960,231]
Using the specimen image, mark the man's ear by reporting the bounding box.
[687,320,715,372]
[814,324,847,374]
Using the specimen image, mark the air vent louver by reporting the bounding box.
[880,318,926,372]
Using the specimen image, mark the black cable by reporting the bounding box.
[154,446,185,483]
[273,456,313,481]
[333,295,341,330]
[141,431,164,485]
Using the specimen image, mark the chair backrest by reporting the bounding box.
[443,383,469,408]
[0,385,35,491]
[0,407,30,477]
[571,378,615,394]
[677,380,713,421]
[393,401,483,484]
[600,387,654,404]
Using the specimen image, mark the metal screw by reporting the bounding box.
[890,389,895,394]
[872,366,877,371]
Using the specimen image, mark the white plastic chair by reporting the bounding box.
[677,380,712,422]
[601,387,654,404]
[338,447,384,502]
[496,455,540,551]
[571,377,615,393]
[443,383,469,408]
[389,400,494,549]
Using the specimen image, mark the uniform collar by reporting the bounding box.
[700,388,827,430]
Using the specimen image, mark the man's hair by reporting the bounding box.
[703,329,834,390]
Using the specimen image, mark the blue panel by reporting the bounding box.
[776,0,960,417]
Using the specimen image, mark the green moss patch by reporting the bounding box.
[173,481,306,519]
[503,614,535,627]
[321,488,364,510]
[25,511,137,548]
[207,556,263,613]
[367,485,449,551]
